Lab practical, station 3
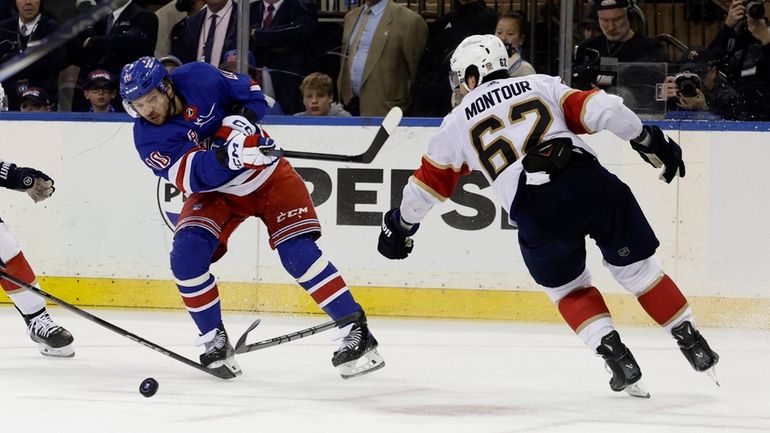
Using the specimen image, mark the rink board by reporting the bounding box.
[0,115,769,328]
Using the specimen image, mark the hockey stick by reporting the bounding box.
[234,310,363,355]
[0,0,130,82]
[267,107,402,163]
[0,270,236,380]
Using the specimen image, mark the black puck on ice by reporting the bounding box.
[139,377,159,397]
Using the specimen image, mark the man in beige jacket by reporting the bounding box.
[338,0,428,116]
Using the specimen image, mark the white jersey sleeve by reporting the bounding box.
[400,74,644,226]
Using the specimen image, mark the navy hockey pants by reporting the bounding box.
[512,154,660,288]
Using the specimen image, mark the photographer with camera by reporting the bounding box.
[571,0,667,91]
[664,47,748,120]
[707,0,770,120]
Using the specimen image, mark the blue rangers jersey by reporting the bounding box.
[132,62,270,195]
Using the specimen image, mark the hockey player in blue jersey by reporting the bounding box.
[120,56,384,379]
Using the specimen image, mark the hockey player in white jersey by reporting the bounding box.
[0,160,75,357]
[377,34,719,398]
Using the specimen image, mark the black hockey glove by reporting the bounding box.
[0,161,55,202]
[378,209,419,260]
[630,125,686,183]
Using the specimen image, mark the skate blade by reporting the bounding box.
[338,348,385,380]
[37,343,75,358]
[704,366,720,386]
[623,381,650,399]
[208,358,243,377]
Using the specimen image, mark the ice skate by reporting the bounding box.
[195,327,242,377]
[25,309,75,358]
[596,331,649,398]
[671,321,720,385]
[331,314,384,379]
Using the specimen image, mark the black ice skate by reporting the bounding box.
[671,321,720,385]
[331,314,384,379]
[596,330,649,398]
[25,309,75,358]
[195,326,242,377]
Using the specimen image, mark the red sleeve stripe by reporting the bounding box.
[561,89,598,135]
[412,156,467,200]
[175,147,202,193]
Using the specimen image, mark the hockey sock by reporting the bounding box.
[277,236,361,321]
[171,228,222,335]
[637,273,693,333]
[557,286,616,352]
[0,252,45,315]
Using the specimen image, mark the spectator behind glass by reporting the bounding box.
[338,0,428,116]
[69,0,158,112]
[295,72,351,117]
[410,0,497,117]
[250,0,318,115]
[0,0,64,111]
[707,0,770,120]
[663,47,748,120]
[153,0,187,58]
[168,0,205,61]
[581,12,602,41]
[171,0,238,68]
[82,69,117,113]
[219,49,284,115]
[19,86,50,111]
[572,0,666,91]
[495,12,536,77]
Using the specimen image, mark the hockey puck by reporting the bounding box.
[139,377,159,397]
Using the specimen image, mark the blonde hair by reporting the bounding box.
[300,72,333,96]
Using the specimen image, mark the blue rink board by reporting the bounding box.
[1,111,770,131]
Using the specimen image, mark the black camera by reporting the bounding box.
[674,71,702,97]
[743,0,766,20]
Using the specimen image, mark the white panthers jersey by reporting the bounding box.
[400,74,644,226]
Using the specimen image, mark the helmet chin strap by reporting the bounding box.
[164,82,178,118]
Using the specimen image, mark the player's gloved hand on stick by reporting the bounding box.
[630,125,685,183]
[0,161,55,202]
[215,128,279,170]
[221,114,258,136]
[378,209,419,260]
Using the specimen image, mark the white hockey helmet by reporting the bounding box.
[449,34,508,91]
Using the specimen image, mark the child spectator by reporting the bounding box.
[495,12,536,77]
[295,72,351,117]
[19,86,51,112]
[83,69,117,113]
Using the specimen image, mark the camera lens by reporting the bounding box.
[746,1,765,20]
[680,81,698,98]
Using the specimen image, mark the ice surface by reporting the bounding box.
[1,306,768,433]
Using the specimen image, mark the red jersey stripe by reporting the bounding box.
[561,89,598,135]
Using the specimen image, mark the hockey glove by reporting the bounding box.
[378,209,419,260]
[630,125,685,183]
[221,114,258,136]
[215,128,279,170]
[0,161,55,202]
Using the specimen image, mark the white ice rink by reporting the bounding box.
[1,306,768,433]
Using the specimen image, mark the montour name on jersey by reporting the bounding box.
[465,80,532,121]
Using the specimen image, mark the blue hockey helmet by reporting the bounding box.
[119,56,169,103]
